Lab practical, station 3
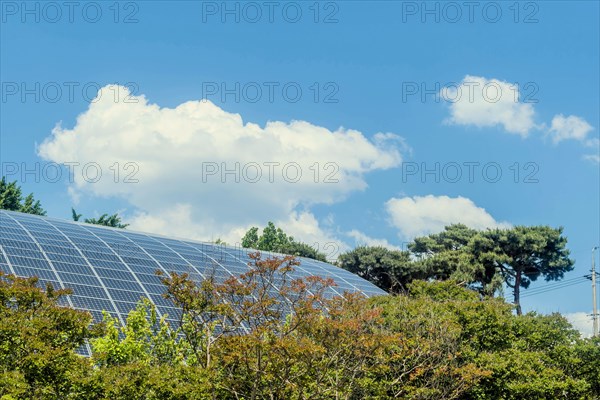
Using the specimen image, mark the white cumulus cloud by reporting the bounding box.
[441,75,537,137]
[385,195,509,239]
[548,114,594,144]
[441,75,596,163]
[38,85,406,247]
[346,229,401,250]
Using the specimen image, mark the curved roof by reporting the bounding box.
[0,210,385,331]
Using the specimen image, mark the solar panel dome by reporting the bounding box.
[0,210,386,338]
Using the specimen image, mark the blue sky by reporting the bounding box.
[1,1,599,333]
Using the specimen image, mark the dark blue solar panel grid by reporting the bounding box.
[3,245,44,260]
[0,212,24,225]
[187,243,259,283]
[142,239,294,325]
[11,265,56,281]
[129,239,204,279]
[46,251,86,265]
[52,261,94,275]
[0,215,32,243]
[210,246,324,310]
[186,243,251,276]
[69,227,183,321]
[42,244,83,257]
[40,221,132,320]
[71,295,115,314]
[0,227,30,240]
[67,283,108,299]
[0,229,31,242]
[0,217,26,230]
[1,210,387,333]
[89,229,139,253]
[97,232,178,305]
[126,261,162,276]
[115,233,204,286]
[113,301,143,316]
[1,237,39,252]
[6,255,46,268]
[302,258,386,296]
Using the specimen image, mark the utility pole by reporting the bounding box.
[593,246,598,337]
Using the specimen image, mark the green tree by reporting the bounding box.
[409,224,479,280]
[241,227,259,248]
[572,336,600,397]
[463,310,589,400]
[0,177,46,216]
[159,253,413,399]
[0,272,99,399]
[72,208,129,229]
[277,240,329,262]
[409,224,504,295]
[91,299,181,367]
[410,224,478,255]
[483,226,574,315]
[369,286,488,399]
[409,225,574,309]
[337,246,421,293]
[257,221,290,250]
[387,281,590,400]
[72,363,215,400]
[241,222,328,262]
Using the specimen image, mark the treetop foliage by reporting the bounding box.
[241,221,328,262]
[1,257,599,400]
[72,208,129,229]
[340,224,574,315]
[337,245,420,293]
[0,177,46,216]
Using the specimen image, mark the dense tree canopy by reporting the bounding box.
[337,246,421,293]
[343,224,574,314]
[409,224,505,296]
[0,177,46,216]
[1,261,598,400]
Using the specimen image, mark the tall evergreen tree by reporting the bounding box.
[483,226,574,315]
[409,225,574,313]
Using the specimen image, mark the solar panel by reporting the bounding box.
[0,209,387,355]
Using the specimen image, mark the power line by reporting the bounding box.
[522,275,589,294]
[514,275,588,296]
[521,278,588,298]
